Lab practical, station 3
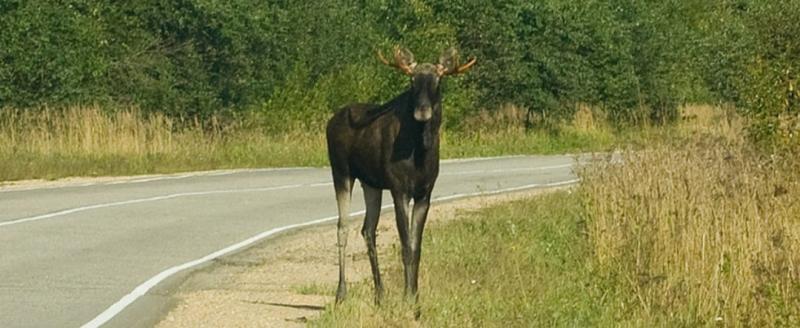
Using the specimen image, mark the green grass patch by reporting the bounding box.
[312,192,620,327]
[292,283,336,296]
[442,127,617,158]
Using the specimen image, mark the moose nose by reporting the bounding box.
[414,105,433,122]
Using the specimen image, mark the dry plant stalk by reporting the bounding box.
[580,137,800,325]
[0,106,191,156]
[460,104,529,133]
[0,106,327,180]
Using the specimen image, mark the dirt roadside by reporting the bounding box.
[154,186,571,328]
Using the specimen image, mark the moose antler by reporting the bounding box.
[438,57,477,76]
[377,47,416,76]
[452,57,477,74]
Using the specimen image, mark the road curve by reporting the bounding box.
[0,155,580,328]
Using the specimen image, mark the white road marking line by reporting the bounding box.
[0,164,574,229]
[440,163,573,176]
[0,167,317,193]
[440,155,528,163]
[81,178,580,328]
[433,179,580,202]
[0,183,328,228]
[2,155,547,193]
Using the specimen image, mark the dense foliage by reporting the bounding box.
[1,1,798,135]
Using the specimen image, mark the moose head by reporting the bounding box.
[378,47,476,122]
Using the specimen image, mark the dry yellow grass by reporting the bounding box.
[0,106,327,180]
[459,103,530,133]
[572,103,608,132]
[305,105,800,327]
[459,103,609,134]
[0,104,625,181]
[679,104,744,137]
[2,106,188,155]
[580,112,800,325]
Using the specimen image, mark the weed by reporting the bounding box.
[580,135,800,326]
[312,192,614,327]
[313,106,800,326]
[0,104,639,181]
[292,283,335,296]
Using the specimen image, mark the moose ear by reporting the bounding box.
[438,48,459,73]
[396,47,416,69]
[437,48,476,76]
[378,47,417,75]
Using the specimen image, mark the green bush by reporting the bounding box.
[735,1,800,148]
[1,0,796,137]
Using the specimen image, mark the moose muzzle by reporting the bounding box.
[414,105,433,122]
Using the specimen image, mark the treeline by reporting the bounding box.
[1,1,798,134]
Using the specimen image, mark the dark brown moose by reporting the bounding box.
[325,47,476,305]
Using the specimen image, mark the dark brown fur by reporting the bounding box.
[326,48,474,307]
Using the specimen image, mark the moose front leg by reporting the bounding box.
[407,194,431,300]
[390,190,414,296]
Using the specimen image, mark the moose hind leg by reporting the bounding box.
[361,184,384,304]
[334,177,353,303]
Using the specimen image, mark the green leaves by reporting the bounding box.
[2,0,795,139]
[698,0,800,148]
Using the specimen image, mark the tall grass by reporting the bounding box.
[312,192,609,327]
[580,106,800,325]
[1,104,727,182]
[0,104,625,181]
[581,137,800,326]
[443,104,617,157]
[0,106,327,181]
[312,105,800,326]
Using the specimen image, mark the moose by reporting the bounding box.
[326,46,476,304]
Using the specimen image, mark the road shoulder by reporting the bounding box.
[154,186,570,328]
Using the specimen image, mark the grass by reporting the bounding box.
[441,127,615,158]
[581,135,800,326]
[0,106,327,181]
[312,105,800,326]
[0,104,624,182]
[6,103,796,324]
[312,192,613,327]
[292,283,336,296]
[0,104,752,182]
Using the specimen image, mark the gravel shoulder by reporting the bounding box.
[154,186,570,328]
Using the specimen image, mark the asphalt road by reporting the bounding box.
[0,155,581,328]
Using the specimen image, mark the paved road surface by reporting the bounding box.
[0,155,581,327]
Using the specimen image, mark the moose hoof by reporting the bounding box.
[335,286,347,304]
[371,285,384,305]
